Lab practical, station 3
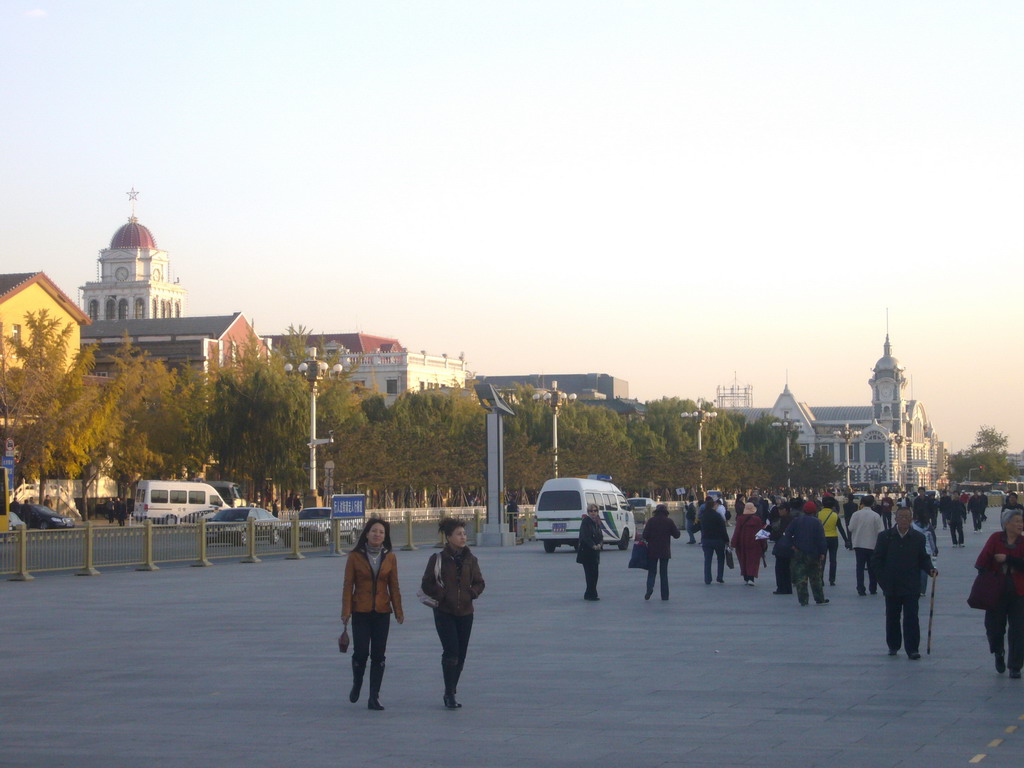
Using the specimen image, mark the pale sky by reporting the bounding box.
[2,2,1021,452]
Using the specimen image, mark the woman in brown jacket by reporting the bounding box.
[342,517,403,710]
[420,517,485,709]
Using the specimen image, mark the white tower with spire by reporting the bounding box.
[80,189,188,321]
[868,334,906,432]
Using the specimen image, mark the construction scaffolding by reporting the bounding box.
[716,376,753,409]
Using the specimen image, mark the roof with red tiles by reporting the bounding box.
[265,332,404,354]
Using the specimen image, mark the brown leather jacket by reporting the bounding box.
[341,548,403,623]
[420,545,485,616]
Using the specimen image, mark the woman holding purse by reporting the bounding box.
[421,517,485,709]
[975,509,1024,677]
[341,517,404,710]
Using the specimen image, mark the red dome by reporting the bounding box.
[110,217,157,249]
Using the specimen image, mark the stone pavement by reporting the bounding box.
[3,519,1022,768]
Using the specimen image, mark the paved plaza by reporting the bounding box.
[4,518,1024,768]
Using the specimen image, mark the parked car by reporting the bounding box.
[18,504,76,529]
[626,497,657,521]
[282,507,363,547]
[205,507,283,546]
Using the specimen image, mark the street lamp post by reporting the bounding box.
[682,407,718,493]
[891,433,905,492]
[771,410,799,493]
[833,424,862,490]
[285,348,343,508]
[533,381,576,478]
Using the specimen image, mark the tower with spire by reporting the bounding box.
[80,189,188,321]
[868,333,906,431]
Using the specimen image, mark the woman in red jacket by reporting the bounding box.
[731,501,767,586]
[975,509,1024,677]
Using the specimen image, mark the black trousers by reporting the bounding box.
[703,540,725,584]
[985,588,1024,672]
[774,556,792,593]
[972,511,985,531]
[824,537,840,584]
[351,611,390,664]
[855,547,877,594]
[949,519,964,546]
[581,559,599,598]
[433,610,474,666]
[885,593,921,654]
[646,557,670,599]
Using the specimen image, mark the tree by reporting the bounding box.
[949,425,1017,483]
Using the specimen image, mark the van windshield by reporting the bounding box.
[537,491,582,511]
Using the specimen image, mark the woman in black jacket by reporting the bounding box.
[576,503,604,601]
[420,517,485,709]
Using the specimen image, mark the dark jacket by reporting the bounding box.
[695,507,728,543]
[576,514,603,564]
[870,527,934,596]
[782,513,827,558]
[938,495,954,516]
[949,500,967,524]
[642,513,680,560]
[968,495,988,514]
[421,545,485,616]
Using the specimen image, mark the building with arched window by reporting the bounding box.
[80,212,187,322]
[728,336,947,489]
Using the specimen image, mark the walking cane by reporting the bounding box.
[926,572,937,655]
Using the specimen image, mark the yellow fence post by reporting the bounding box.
[241,518,261,563]
[287,517,304,559]
[136,519,159,571]
[328,518,343,557]
[192,520,212,567]
[401,509,417,551]
[77,521,101,576]
[9,525,34,582]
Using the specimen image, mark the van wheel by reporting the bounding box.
[543,540,557,553]
[618,530,629,550]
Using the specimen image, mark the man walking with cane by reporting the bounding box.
[871,507,938,660]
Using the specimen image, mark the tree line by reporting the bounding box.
[3,312,852,508]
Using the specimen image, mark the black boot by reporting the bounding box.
[442,658,461,709]
[349,659,366,703]
[995,653,1006,674]
[367,661,385,710]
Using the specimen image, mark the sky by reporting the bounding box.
[2,1,1022,452]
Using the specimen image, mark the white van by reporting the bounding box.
[534,477,636,553]
[134,480,226,523]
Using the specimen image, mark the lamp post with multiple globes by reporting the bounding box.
[533,381,576,478]
[284,348,344,508]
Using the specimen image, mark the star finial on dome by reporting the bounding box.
[127,187,140,220]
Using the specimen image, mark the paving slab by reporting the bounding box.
[3,520,1024,768]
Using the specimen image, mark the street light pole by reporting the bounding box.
[833,423,862,490]
[772,410,799,493]
[285,347,343,508]
[534,381,576,478]
[891,433,905,492]
[682,407,718,493]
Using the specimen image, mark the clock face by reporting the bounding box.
[878,382,894,400]
[115,267,129,281]
[152,267,162,282]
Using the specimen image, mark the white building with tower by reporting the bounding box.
[727,336,946,489]
[80,190,187,322]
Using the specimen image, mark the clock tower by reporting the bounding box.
[868,334,905,431]
[80,192,188,322]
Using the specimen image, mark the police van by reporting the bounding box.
[134,480,226,523]
[534,476,636,553]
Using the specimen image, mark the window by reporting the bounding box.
[175,301,181,318]
[849,444,860,462]
[152,299,158,318]
[169,490,187,504]
[601,493,615,512]
[118,299,128,319]
[88,300,99,320]
[150,490,168,503]
[188,491,206,505]
[106,299,116,320]
[134,298,145,319]
[386,378,399,395]
[12,324,21,343]
[536,490,582,511]
[865,442,885,464]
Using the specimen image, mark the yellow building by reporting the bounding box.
[0,272,91,362]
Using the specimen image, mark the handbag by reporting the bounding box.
[725,547,735,569]
[628,540,649,570]
[416,552,444,608]
[967,570,1004,611]
[338,628,350,654]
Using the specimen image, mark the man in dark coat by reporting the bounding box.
[576,504,604,601]
[871,507,938,659]
[642,504,680,600]
[912,487,937,529]
[784,500,829,606]
[969,492,988,532]
[948,493,967,548]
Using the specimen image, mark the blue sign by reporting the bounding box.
[331,494,366,521]
[1,456,13,491]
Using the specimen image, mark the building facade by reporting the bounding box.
[477,372,628,401]
[80,215,187,322]
[729,336,946,489]
[0,272,91,364]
